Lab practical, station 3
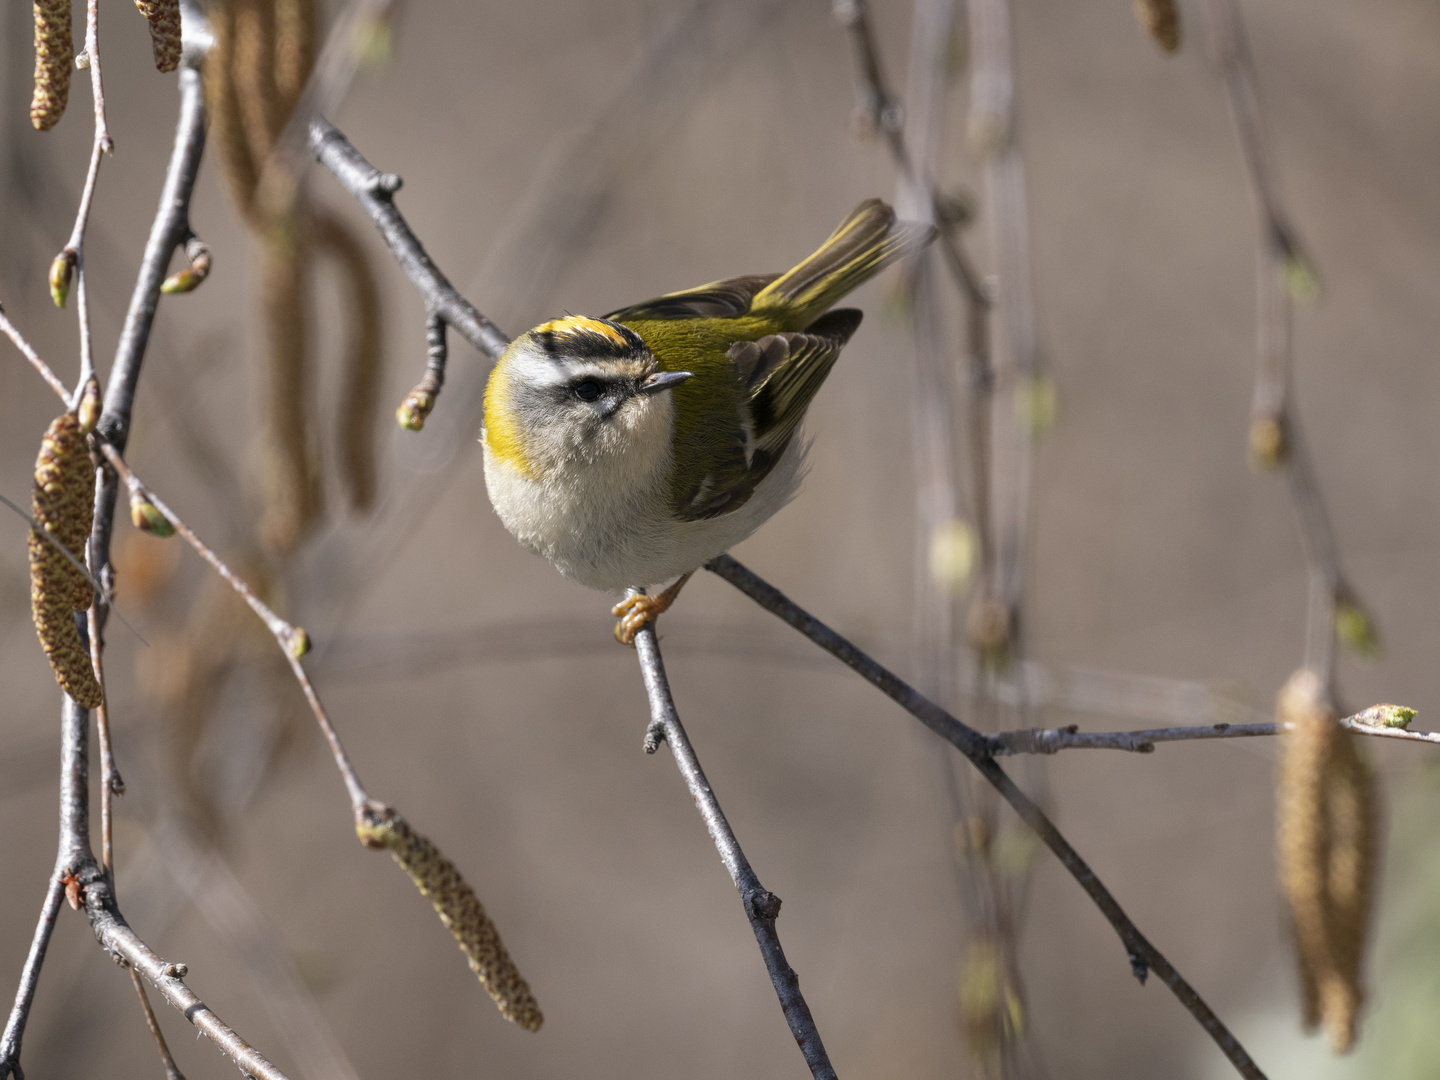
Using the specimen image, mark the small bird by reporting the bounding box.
[481,199,935,644]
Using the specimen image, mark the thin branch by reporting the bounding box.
[309,115,510,361]
[1206,0,1359,686]
[833,0,990,309]
[631,618,836,1080]
[77,0,112,153]
[66,0,113,398]
[94,14,207,464]
[706,554,1268,1080]
[87,607,121,873]
[0,880,64,1078]
[96,444,372,816]
[990,710,1438,755]
[128,969,187,1080]
[0,304,70,399]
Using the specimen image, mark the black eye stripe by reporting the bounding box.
[573,380,601,401]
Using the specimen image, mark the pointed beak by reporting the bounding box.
[637,370,694,396]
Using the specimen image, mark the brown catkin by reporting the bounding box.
[30,0,73,130]
[133,0,181,72]
[1276,669,1377,1054]
[1133,0,1180,52]
[231,0,280,166]
[273,0,315,118]
[314,211,383,512]
[32,414,95,610]
[357,808,543,1032]
[29,414,102,708]
[257,218,322,553]
[206,2,261,217]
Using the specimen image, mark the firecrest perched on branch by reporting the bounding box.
[482,199,936,644]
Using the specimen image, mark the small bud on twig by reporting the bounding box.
[1350,704,1415,730]
[77,379,100,434]
[282,625,311,659]
[1133,0,1180,53]
[49,249,76,308]
[396,385,436,431]
[31,0,74,130]
[356,806,543,1032]
[1335,598,1380,658]
[129,490,176,537]
[967,591,1011,666]
[1283,251,1322,304]
[929,519,976,591]
[160,236,212,294]
[1249,411,1288,470]
[1015,375,1058,437]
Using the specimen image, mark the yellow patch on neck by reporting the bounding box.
[534,315,629,345]
[482,354,536,478]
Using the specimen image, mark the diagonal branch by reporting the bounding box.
[631,619,836,1080]
[705,554,1267,1080]
[308,116,510,425]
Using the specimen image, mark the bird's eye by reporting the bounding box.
[573,380,601,402]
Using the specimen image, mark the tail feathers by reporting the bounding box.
[753,199,936,323]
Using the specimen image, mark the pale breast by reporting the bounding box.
[482,431,806,593]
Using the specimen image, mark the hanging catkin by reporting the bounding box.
[357,807,543,1032]
[133,0,182,72]
[29,414,103,708]
[30,0,73,130]
[1276,669,1377,1053]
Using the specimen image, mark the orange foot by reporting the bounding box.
[612,572,694,646]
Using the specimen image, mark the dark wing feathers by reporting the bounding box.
[678,310,863,521]
[603,274,778,322]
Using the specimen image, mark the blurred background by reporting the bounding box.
[3,0,1440,1077]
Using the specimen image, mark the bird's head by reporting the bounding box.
[482,316,693,478]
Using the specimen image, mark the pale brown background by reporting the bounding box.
[3,0,1440,1078]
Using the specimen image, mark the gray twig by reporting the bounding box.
[67,0,114,400]
[990,711,1438,755]
[706,554,1268,1080]
[0,305,70,399]
[93,10,208,569]
[309,115,511,424]
[631,619,836,1080]
[0,880,64,1078]
[128,968,187,1080]
[833,0,990,308]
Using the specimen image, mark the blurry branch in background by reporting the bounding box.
[1205,0,1374,688]
[631,619,837,1080]
[1205,0,1383,1049]
[705,555,1268,1080]
[837,0,1043,1072]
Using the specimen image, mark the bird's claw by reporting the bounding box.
[611,572,694,647]
[612,594,662,647]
